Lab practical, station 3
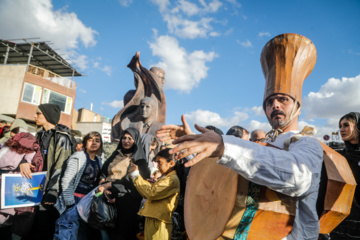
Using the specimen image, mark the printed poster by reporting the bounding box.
[1,171,47,209]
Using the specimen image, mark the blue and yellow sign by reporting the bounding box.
[1,171,47,209]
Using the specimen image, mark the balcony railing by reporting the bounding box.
[27,64,76,89]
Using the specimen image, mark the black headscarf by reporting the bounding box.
[339,112,360,203]
[117,127,145,163]
[101,127,149,180]
[339,112,360,162]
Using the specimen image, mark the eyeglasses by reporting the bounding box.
[253,138,265,142]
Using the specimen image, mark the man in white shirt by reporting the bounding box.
[157,33,323,240]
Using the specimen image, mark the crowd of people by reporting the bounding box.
[0,102,359,240]
[1,33,358,240]
[0,103,182,240]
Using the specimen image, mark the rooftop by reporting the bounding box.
[0,39,82,77]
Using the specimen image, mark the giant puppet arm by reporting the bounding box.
[218,134,323,197]
[171,128,323,197]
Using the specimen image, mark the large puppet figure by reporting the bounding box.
[157,33,356,240]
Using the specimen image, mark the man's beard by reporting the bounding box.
[269,110,287,129]
[270,119,287,129]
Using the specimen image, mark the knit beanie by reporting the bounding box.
[38,104,61,125]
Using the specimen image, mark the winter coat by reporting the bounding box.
[54,151,102,215]
[133,170,180,223]
[36,125,73,204]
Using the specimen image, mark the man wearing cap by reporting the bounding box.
[31,103,73,240]
[157,34,323,239]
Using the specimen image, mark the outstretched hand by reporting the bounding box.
[156,115,194,142]
[169,124,225,167]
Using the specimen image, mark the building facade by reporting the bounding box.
[76,108,112,143]
[0,39,81,128]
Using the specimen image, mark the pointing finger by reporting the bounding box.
[194,124,209,133]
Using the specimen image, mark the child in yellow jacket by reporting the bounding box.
[129,148,180,240]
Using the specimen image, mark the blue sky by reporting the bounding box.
[1,0,359,141]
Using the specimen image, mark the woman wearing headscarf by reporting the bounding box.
[98,128,150,240]
[330,112,360,239]
[0,131,43,239]
[0,118,28,144]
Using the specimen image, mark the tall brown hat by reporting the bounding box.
[261,33,317,109]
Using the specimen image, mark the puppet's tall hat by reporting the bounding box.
[261,33,317,109]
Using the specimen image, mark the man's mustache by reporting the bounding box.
[271,110,285,119]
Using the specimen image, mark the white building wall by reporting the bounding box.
[0,65,26,114]
[75,122,112,143]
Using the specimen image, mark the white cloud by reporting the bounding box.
[79,88,86,94]
[246,120,271,133]
[0,0,97,50]
[237,39,253,48]
[184,109,248,130]
[150,0,170,13]
[199,0,223,13]
[102,66,112,76]
[164,14,213,39]
[224,28,233,36]
[209,31,221,37]
[0,0,98,74]
[251,106,265,116]
[296,118,341,142]
[348,49,360,56]
[151,0,238,39]
[302,74,360,120]
[90,60,111,76]
[118,0,133,7]
[226,0,240,5]
[172,0,222,16]
[172,0,200,16]
[149,34,217,93]
[258,31,271,37]
[70,54,88,71]
[102,100,124,109]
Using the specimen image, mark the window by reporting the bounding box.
[42,89,73,114]
[22,83,42,105]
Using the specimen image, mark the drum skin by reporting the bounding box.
[184,157,238,240]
